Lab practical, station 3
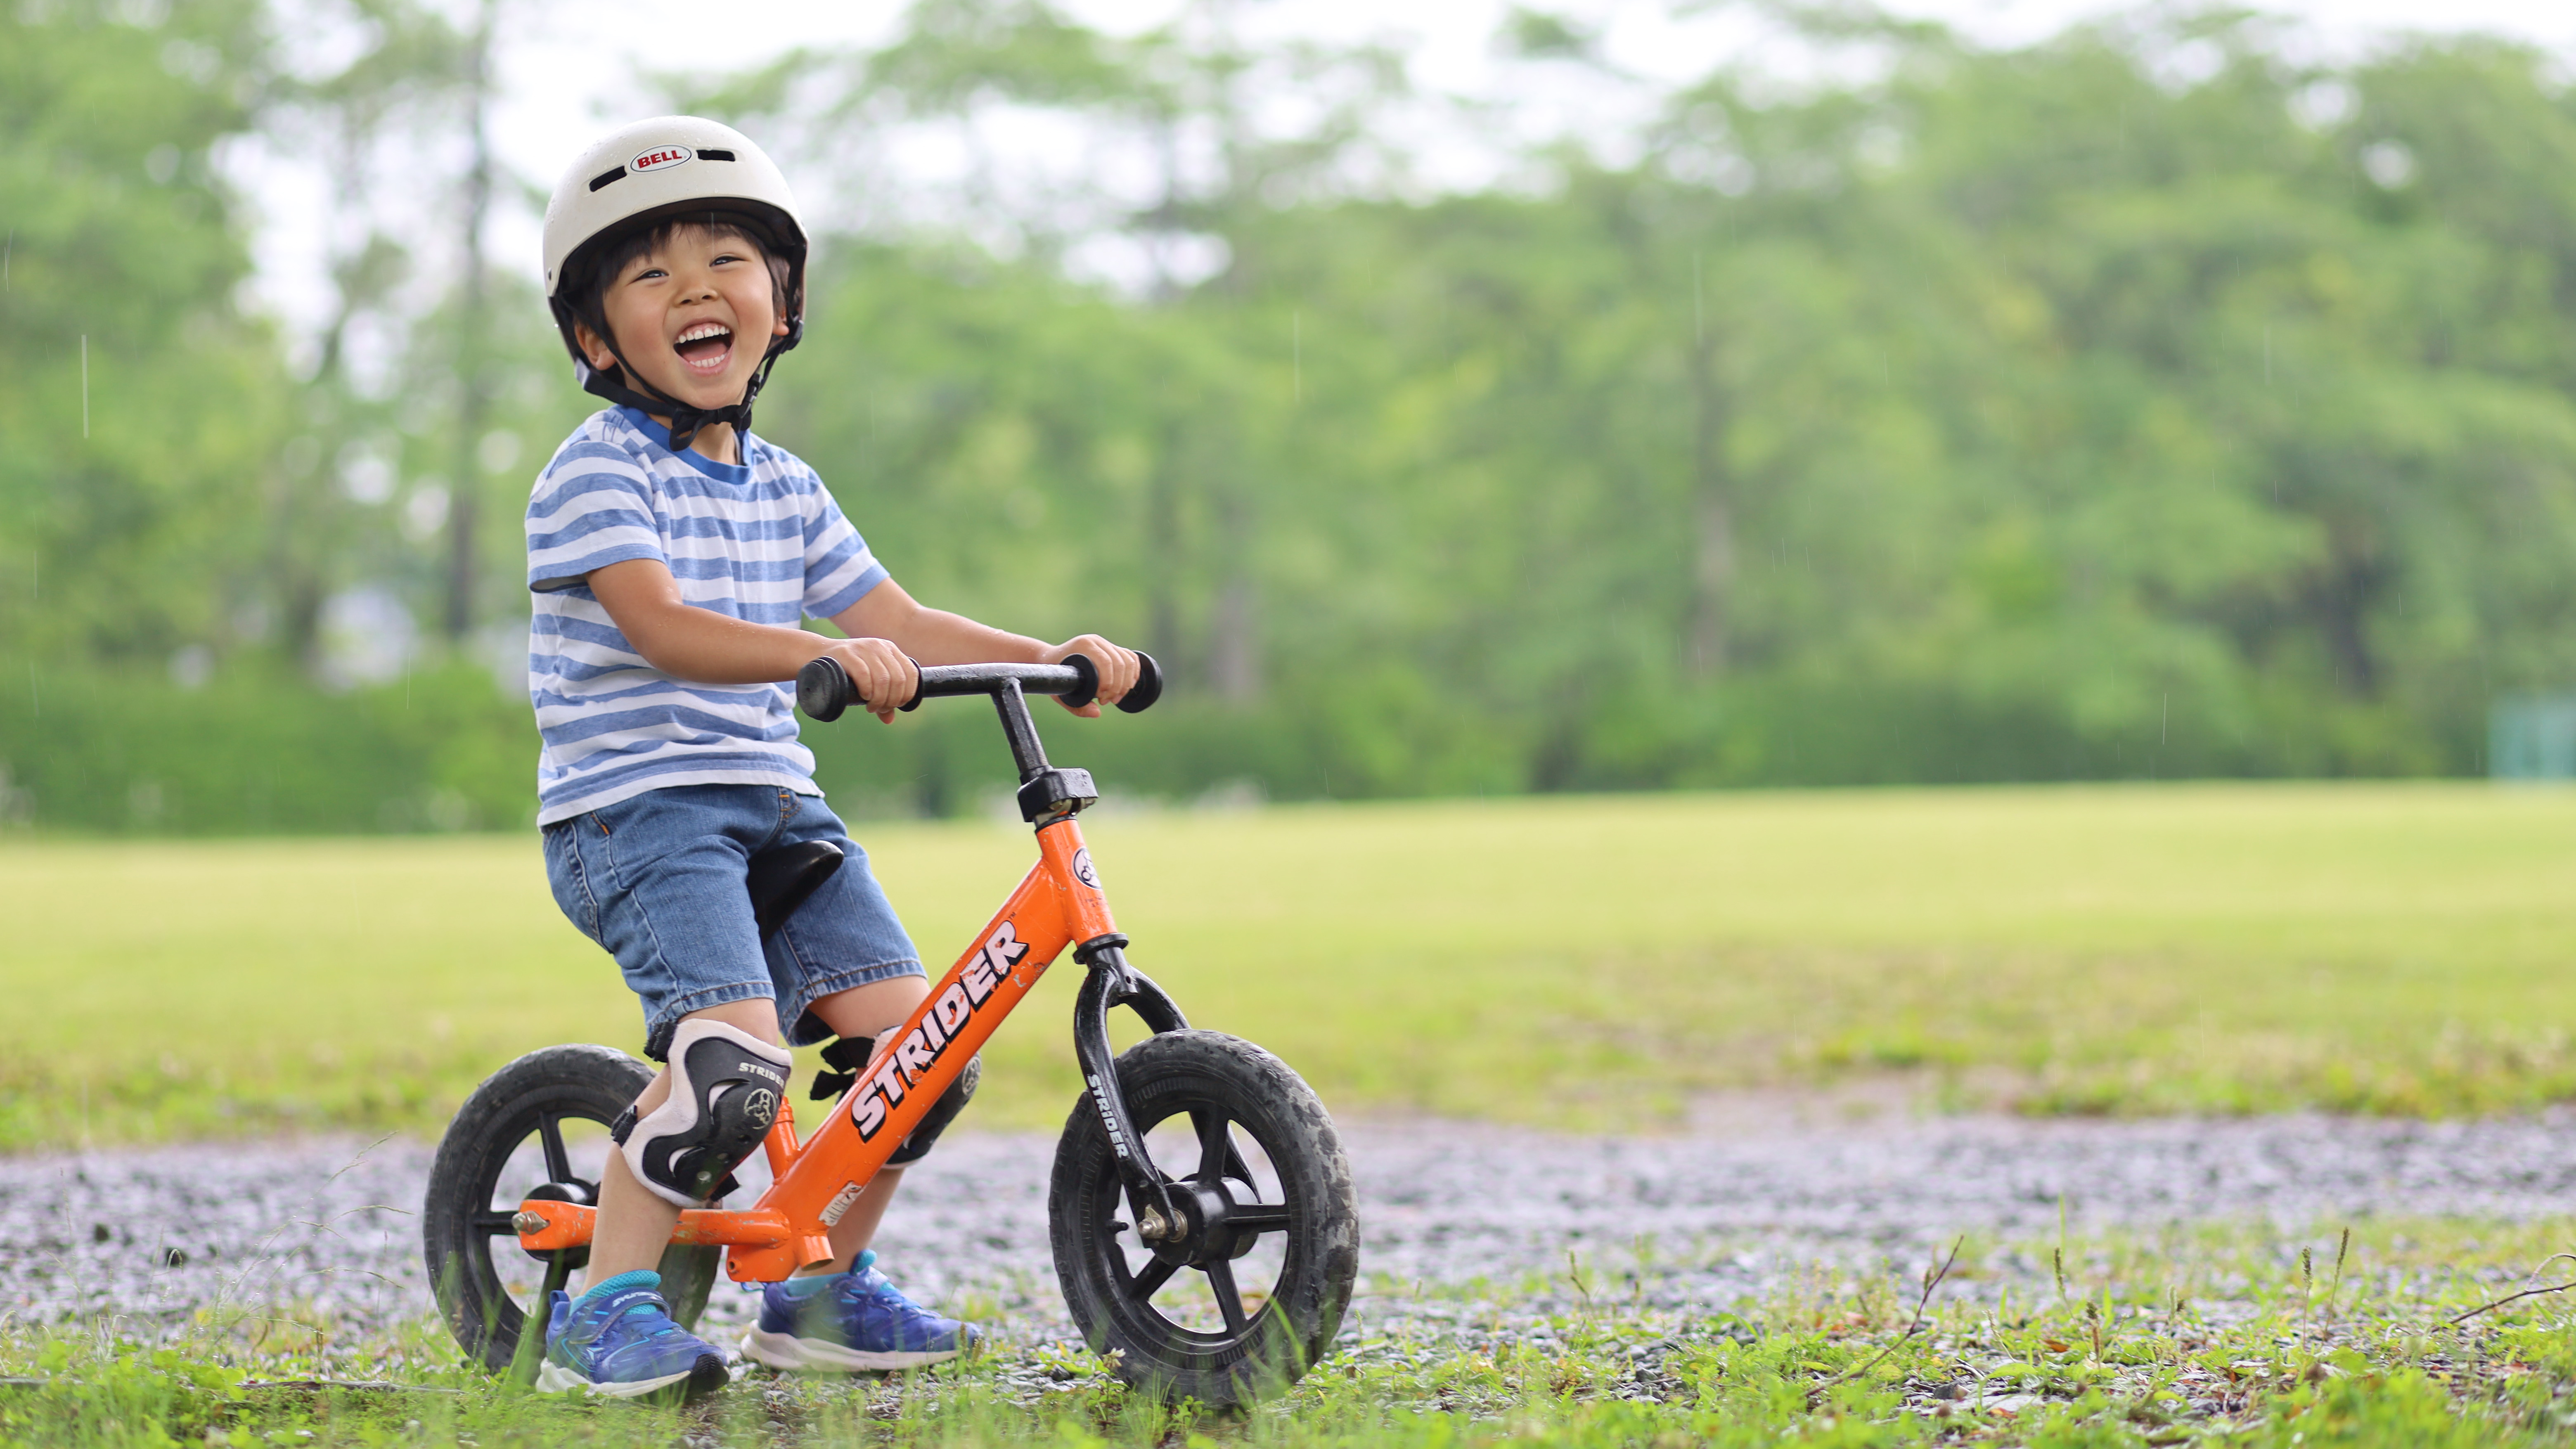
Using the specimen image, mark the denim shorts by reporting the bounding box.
[540,784,924,1060]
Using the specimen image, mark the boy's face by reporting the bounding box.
[573,224,789,415]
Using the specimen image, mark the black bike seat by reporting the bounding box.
[748,840,844,939]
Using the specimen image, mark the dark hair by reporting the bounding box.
[562,210,799,370]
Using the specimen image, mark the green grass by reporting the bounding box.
[9,781,2576,1149]
[13,1219,2576,1445]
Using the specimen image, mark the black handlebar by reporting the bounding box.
[797,651,1163,723]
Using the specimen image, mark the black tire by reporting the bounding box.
[1048,1030,1359,1408]
[421,1044,722,1375]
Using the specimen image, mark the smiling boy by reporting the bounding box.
[522,116,1141,1398]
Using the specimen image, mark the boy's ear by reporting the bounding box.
[571,318,616,372]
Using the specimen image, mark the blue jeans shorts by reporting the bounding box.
[541,784,924,1061]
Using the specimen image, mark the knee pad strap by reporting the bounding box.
[807,1035,978,1166]
[612,1020,793,1208]
[888,1052,979,1166]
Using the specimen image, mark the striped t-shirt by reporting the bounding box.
[523,407,888,825]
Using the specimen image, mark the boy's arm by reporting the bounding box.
[587,558,1138,722]
[590,558,918,720]
[831,580,1139,719]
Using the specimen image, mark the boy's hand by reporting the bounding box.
[821,637,919,724]
[1039,636,1139,717]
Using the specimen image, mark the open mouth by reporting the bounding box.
[673,321,734,374]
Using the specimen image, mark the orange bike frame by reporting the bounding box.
[512,817,1117,1282]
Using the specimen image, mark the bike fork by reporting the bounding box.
[1072,934,1191,1242]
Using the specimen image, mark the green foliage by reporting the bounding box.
[14,5,2576,828]
[732,7,2576,805]
[0,655,533,835]
[0,0,284,664]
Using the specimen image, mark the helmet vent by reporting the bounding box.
[588,166,627,192]
[698,149,736,161]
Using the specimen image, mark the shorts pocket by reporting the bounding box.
[542,820,605,944]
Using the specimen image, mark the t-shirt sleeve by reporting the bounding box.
[526,441,666,593]
[799,476,890,619]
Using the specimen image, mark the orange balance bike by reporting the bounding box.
[421,655,1359,1406]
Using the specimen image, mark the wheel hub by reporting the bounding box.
[1144,1179,1255,1268]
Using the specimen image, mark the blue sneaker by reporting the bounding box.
[742,1250,983,1371]
[535,1269,731,1399]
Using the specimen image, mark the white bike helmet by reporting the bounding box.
[542,116,809,448]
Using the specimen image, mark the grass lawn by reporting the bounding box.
[5,781,2576,1149]
[11,1218,2576,1446]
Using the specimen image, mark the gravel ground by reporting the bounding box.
[6,1105,2576,1351]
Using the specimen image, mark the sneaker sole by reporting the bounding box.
[535,1355,730,1399]
[740,1327,966,1373]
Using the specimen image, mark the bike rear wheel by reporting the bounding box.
[421,1044,721,1376]
[1048,1030,1359,1408]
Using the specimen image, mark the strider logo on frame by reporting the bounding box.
[1070,848,1099,889]
[849,921,1029,1140]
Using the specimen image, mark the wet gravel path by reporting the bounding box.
[6,1109,2575,1347]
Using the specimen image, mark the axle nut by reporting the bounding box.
[512,1211,549,1237]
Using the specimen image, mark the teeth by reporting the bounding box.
[676,322,731,344]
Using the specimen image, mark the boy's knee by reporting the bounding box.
[612,1018,792,1208]
[686,996,784,1044]
[645,995,784,1064]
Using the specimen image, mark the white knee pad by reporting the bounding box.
[613,1020,794,1208]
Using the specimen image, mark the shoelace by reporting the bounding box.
[583,1293,684,1338]
[841,1273,952,1329]
[593,1307,703,1365]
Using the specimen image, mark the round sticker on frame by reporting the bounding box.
[1071,848,1099,889]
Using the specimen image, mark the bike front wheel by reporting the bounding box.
[1048,1029,1359,1408]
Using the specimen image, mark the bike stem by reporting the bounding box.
[992,677,1052,780]
[986,680,1197,1243]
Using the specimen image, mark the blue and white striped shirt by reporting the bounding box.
[524,408,888,825]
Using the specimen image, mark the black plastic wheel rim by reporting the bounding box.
[448,1087,623,1348]
[1081,1095,1301,1362]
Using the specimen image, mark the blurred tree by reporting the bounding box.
[258,0,470,670]
[863,6,2576,789]
[22,0,2576,833]
[443,0,499,643]
[0,0,285,667]
[668,0,1410,703]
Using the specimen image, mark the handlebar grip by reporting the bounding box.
[796,656,853,722]
[1120,651,1163,714]
[1063,653,1101,710]
[1050,651,1160,712]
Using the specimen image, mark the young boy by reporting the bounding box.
[524,116,1142,1399]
